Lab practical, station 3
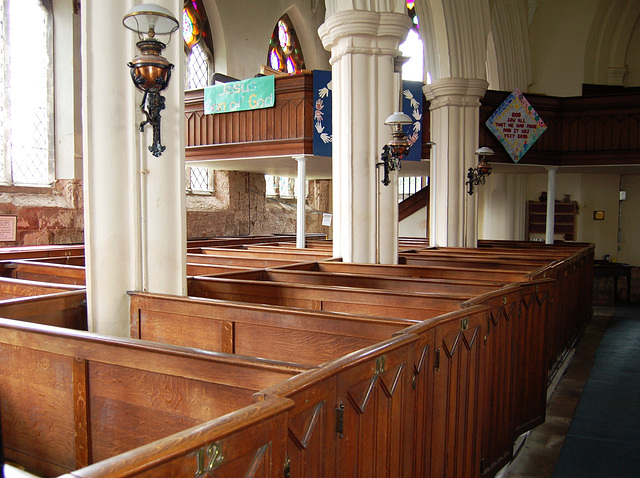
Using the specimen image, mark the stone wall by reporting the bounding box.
[187,172,332,239]
[0,173,332,246]
[0,179,84,246]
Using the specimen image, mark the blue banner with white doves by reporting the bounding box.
[312,71,424,160]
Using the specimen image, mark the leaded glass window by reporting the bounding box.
[183,0,213,90]
[186,165,214,193]
[0,0,53,186]
[267,14,305,74]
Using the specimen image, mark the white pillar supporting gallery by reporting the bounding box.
[295,155,308,248]
[424,78,488,247]
[82,0,186,336]
[319,3,410,263]
[545,166,558,244]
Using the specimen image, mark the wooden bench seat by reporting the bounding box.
[0,318,311,477]
[129,291,417,365]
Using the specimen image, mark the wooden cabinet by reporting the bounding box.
[527,200,578,241]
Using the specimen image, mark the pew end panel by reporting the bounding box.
[128,291,416,365]
[0,318,311,477]
[59,396,294,478]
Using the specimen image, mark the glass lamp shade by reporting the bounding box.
[123,3,179,38]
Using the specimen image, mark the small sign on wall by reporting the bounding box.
[0,215,17,241]
[593,211,605,220]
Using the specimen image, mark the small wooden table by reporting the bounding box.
[594,262,632,304]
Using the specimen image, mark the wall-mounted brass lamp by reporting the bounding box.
[379,112,413,186]
[466,146,494,195]
[123,4,179,157]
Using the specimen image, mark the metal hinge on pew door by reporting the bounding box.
[335,404,344,438]
[434,348,441,372]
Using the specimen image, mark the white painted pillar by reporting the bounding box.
[478,173,527,240]
[82,0,186,336]
[319,7,410,263]
[295,155,308,248]
[545,166,557,244]
[424,78,488,247]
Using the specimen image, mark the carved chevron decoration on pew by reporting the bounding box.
[522,289,549,310]
[347,363,406,414]
[442,327,479,358]
[289,402,324,450]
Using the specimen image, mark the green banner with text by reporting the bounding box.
[204,76,275,114]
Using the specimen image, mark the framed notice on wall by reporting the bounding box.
[0,215,17,242]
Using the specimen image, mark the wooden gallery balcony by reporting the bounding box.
[185,73,640,171]
[185,74,314,162]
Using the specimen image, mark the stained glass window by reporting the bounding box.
[400,0,424,81]
[267,14,305,74]
[0,0,53,186]
[183,0,213,90]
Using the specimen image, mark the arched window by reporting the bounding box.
[183,0,213,90]
[400,0,424,82]
[0,0,53,186]
[183,0,214,192]
[267,14,305,74]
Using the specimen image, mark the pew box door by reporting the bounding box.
[430,313,484,478]
[514,281,553,436]
[334,340,415,478]
[478,290,520,477]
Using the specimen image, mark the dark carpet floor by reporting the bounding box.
[552,306,640,477]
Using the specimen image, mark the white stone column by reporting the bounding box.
[424,78,488,247]
[294,155,308,248]
[319,8,410,263]
[545,166,557,244]
[82,0,186,336]
[478,173,527,240]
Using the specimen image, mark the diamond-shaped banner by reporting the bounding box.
[485,88,547,163]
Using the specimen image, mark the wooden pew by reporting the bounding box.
[0,244,84,261]
[0,318,312,477]
[187,275,469,320]
[256,305,491,478]
[187,252,304,268]
[200,247,334,262]
[186,262,250,276]
[0,276,84,299]
[129,292,417,365]
[278,260,530,284]
[252,266,506,296]
[0,290,87,330]
[0,260,86,285]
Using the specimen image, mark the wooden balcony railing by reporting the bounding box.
[480,90,640,166]
[185,74,640,167]
[185,74,314,161]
